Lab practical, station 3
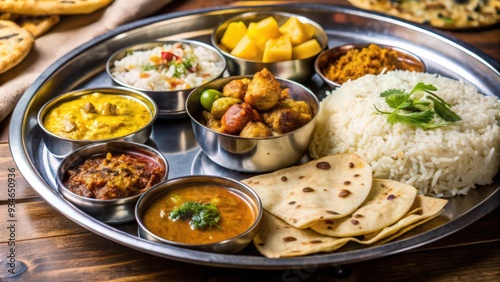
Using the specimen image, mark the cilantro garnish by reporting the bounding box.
[182,53,196,70]
[374,82,461,129]
[169,201,221,230]
[143,64,159,71]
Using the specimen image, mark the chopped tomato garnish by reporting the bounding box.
[161,52,178,62]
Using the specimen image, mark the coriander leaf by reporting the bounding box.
[174,63,187,77]
[410,82,437,94]
[405,100,431,112]
[374,105,393,115]
[182,54,196,70]
[438,15,454,25]
[143,64,158,71]
[387,111,435,127]
[374,82,461,129]
[427,96,462,122]
[380,88,406,97]
[385,93,412,109]
[169,201,221,230]
[424,90,451,107]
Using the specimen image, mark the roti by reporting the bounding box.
[253,212,351,258]
[310,178,417,237]
[360,195,448,243]
[0,13,59,37]
[0,0,113,15]
[347,0,500,29]
[0,20,34,74]
[253,194,448,258]
[242,154,373,229]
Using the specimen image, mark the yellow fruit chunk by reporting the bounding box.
[221,21,247,51]
[247,16,281,50]
[292,39,322,60]
[279,17,313,46]
[262,36,292,62]
[231,35,262,61]
[303,22,315,39]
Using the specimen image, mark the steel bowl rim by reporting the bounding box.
[135,175,263,249]
[185,75,320,139]
[315,43,428,88]
[211,11,329,63]
[105,39,227,93]
[56,140,169,204]
[37,86,158,142]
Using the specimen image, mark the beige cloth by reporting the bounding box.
[0,0,173,122]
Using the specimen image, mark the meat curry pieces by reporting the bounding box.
[202,68,313,137]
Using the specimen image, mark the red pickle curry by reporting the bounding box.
[63,152,164,200]
[142,184,256,244]
[200,68,313,137]
[43,92,152,140]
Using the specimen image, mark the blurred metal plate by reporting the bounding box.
[10,4,499,269]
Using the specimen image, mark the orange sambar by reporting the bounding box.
[142,184,256,245]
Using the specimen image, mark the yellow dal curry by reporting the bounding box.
[43,92,152,140]
[142,184,256,245]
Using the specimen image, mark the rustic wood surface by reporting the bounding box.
[1,0,499,281]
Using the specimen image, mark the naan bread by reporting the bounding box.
[0,13,59,37]
[253,212,351,258]
[310,178,417,237]
[0,0,113,15]
[0,20,34,74]
[242,154,373,229]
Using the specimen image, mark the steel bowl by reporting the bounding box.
[211,11,328,82]
[56,141,169,224]
[136,175,263,254]
[186,75,319,173]
[106,40,226,118]
[315,43,426,88]
[38,86,157,158]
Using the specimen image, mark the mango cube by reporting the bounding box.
[221,21,247,51]
[292,39,322,60]
[279,17,313,46]
[231,35,262,61]
[262,36,292,62]
[303,22,315,39]
[246,16,281,50]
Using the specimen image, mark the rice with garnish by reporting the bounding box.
[309,70,500,197]
[111,42,224,91]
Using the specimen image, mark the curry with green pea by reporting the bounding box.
[199,68,313,137]
[142,184,256,244]
[200,89,223,111]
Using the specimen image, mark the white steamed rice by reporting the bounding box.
[309,70,500,197]
[111,42,224,91]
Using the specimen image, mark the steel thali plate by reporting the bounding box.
[9,4,500,269]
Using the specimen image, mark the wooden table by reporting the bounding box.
[1,1,499,280]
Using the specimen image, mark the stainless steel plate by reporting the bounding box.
[10,4,500,269]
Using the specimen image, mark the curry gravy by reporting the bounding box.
[63,152,165,200]
[43,92,152,140]
[143,184,256,244]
